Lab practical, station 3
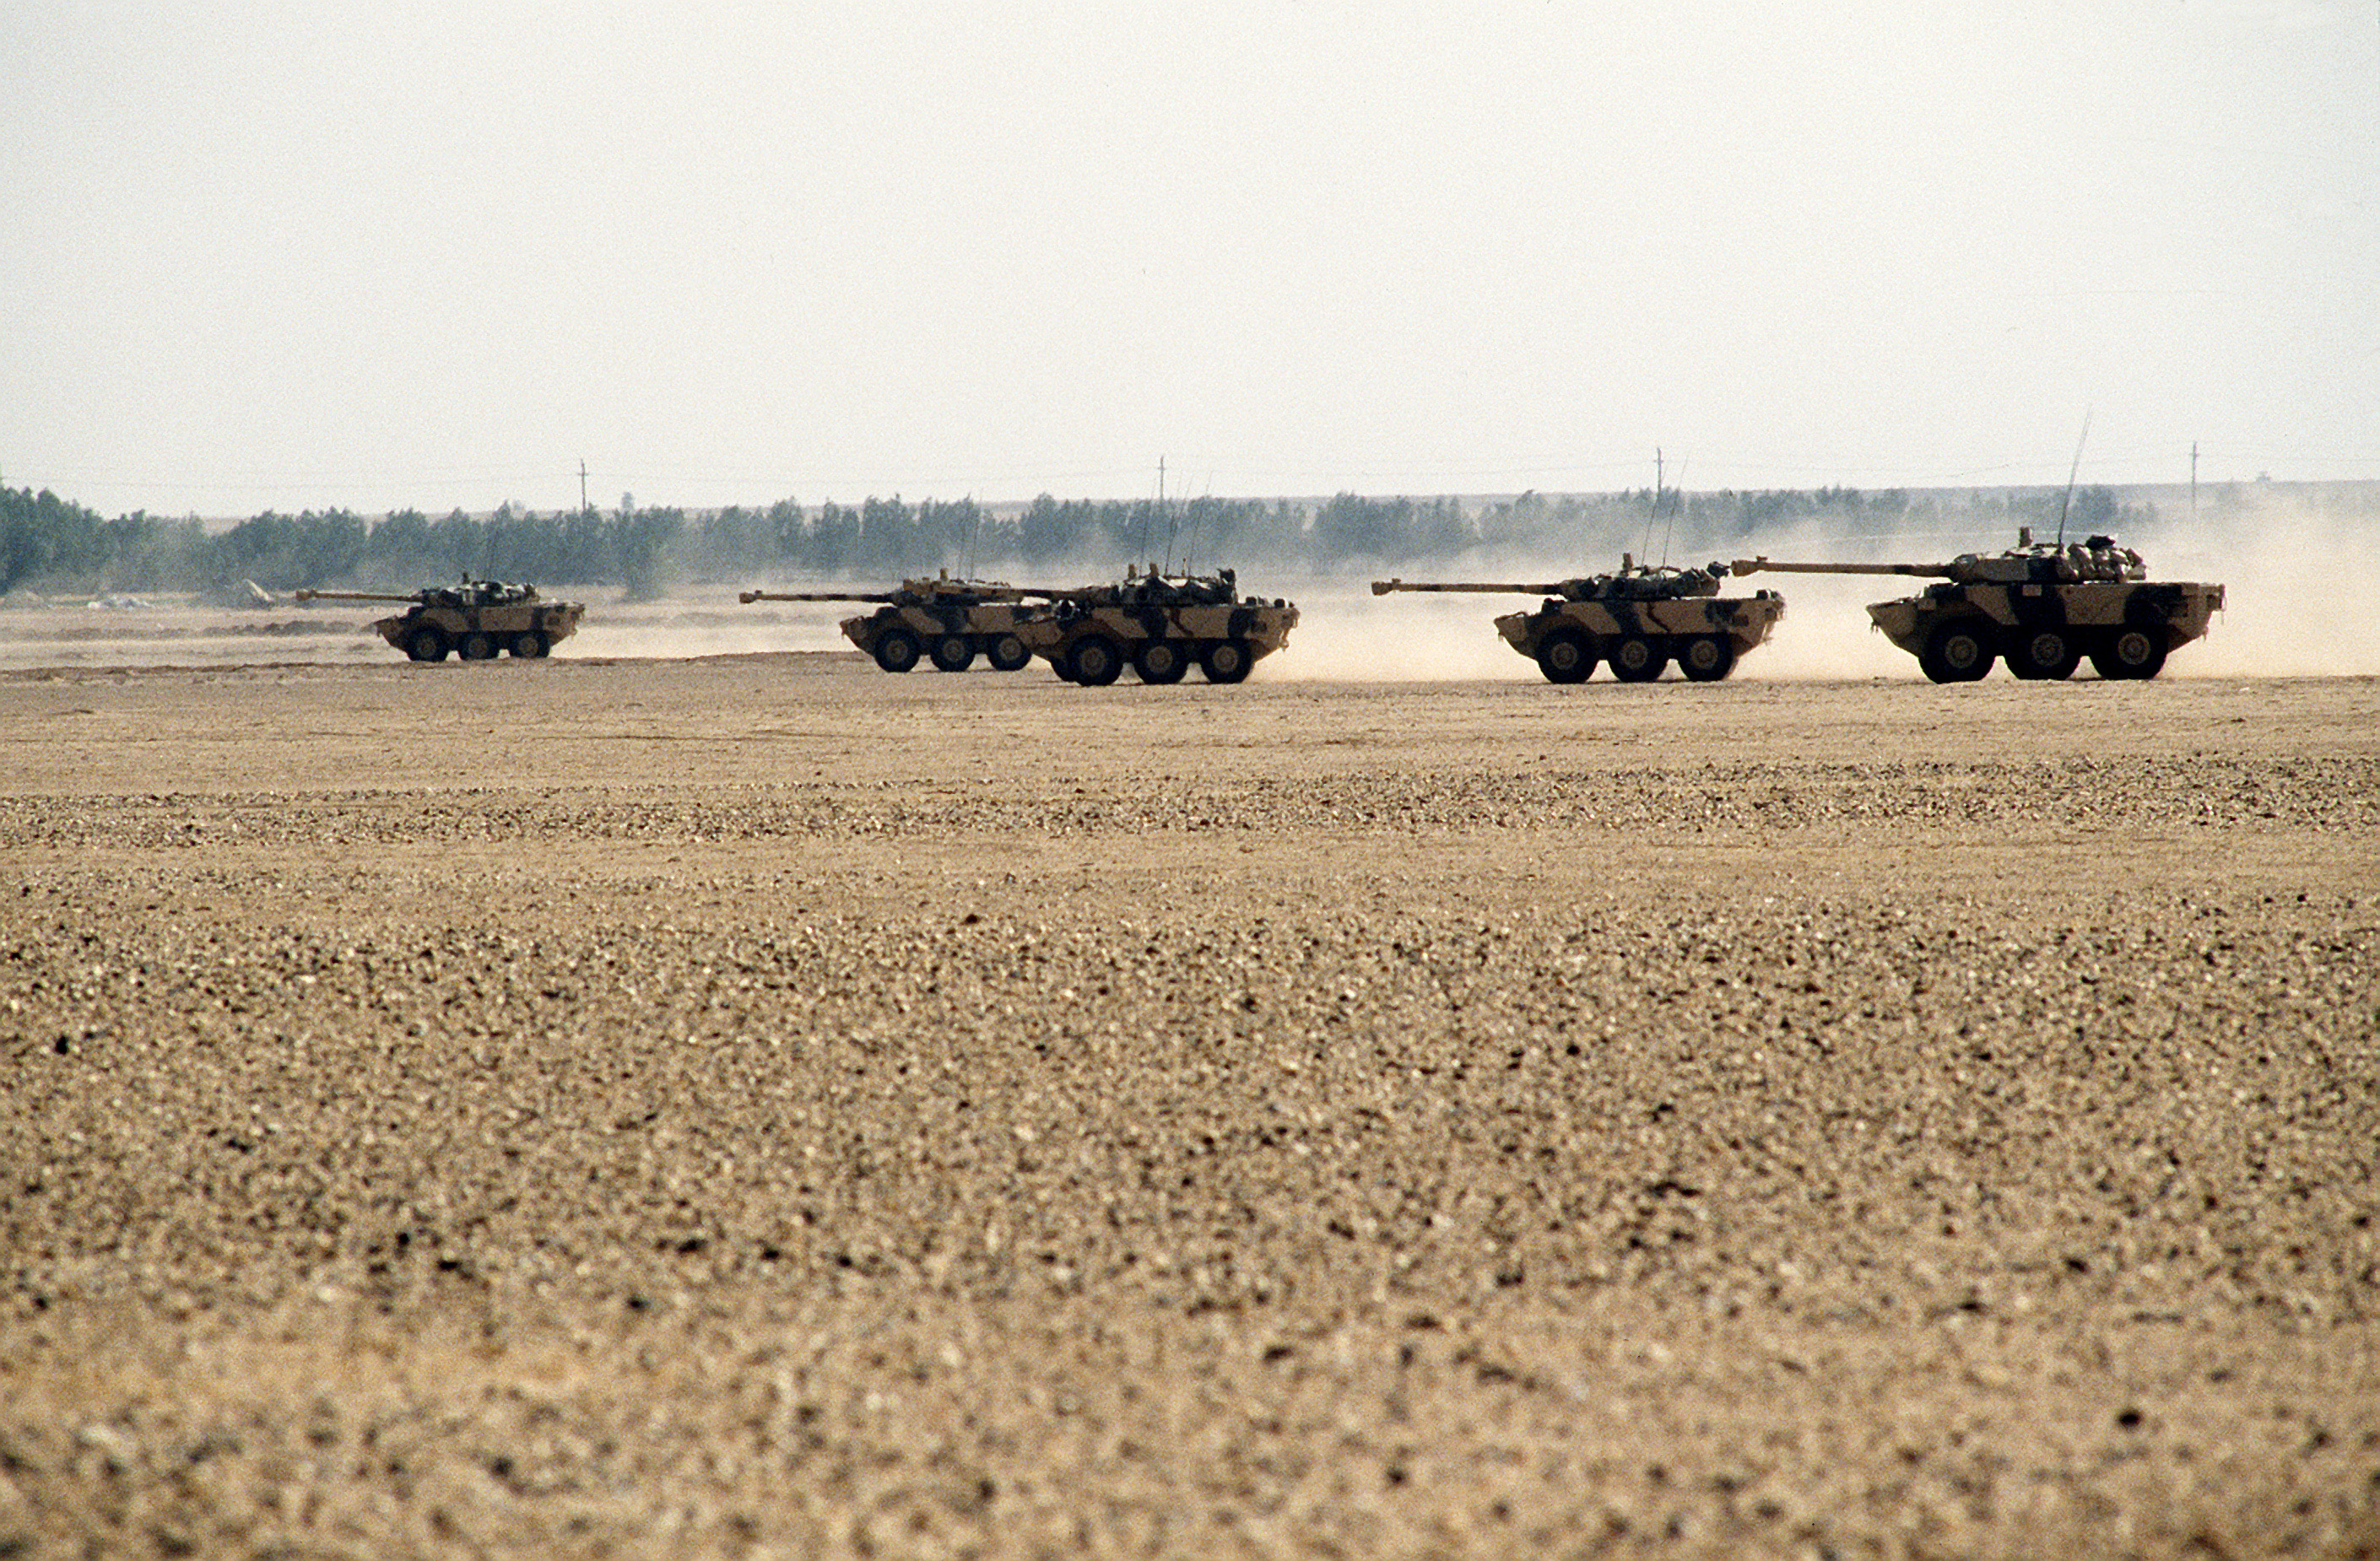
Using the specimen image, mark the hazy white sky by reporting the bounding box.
[4,2,2374,516]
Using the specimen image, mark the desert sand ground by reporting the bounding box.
[2,624,2376,1558]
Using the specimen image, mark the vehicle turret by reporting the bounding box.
[1728,529,2220,683]
[1730,529,2146,587]
[1373,555,1730,603]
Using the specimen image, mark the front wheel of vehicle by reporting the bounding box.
[1199,640,1252,683]
[1677,635,1736,682]
[872,628,922,672]
[1066,635,1124,686]
[1536,629,1593,684]
[1918,620,1994,683]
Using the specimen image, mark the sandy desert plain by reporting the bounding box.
[2,595,2377,1559]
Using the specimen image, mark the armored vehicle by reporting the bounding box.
[1730,529,2225,683]
[292,579,583,661]
[1371,557,1785,683]
[737,574,1052,672]
[1015,567,1299,686]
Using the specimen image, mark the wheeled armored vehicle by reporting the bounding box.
[1371,557,1785,683]
[737,575,1052,672]
[292,579,583,661]
[1730,529,2224,682]
[1015,567,1299,686]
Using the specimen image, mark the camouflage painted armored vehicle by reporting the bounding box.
[737,574,1053,672]
[1371,557,1785,683]
[1730,528,2225,683]
[292,579,583,661]
[1015,566,1299,686]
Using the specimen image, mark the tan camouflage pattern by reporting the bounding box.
[1731,531,2226,682]
[1014,575,1299,686]
[1492,595,1787,682]
[834,602,1041,673]
[295,582,583,661]
[738,578,1050,672]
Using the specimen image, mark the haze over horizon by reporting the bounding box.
[6,2,2374,518]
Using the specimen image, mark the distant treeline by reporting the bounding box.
[0,478,2312,599]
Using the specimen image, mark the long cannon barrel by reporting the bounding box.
[738,589,899,605]
[1371,579,1567,597]
[1729,558,1955,579]
[292,588,425,603]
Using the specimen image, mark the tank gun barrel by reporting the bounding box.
[1371,579,1567,597]
[292,588,427,603]
[738,589,900,605]
[1728,558,1955,579]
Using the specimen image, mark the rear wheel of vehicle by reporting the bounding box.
[1536,629,1593,684]
[1199,640,1253,683]
[1677,635,1736,682]
[1066,635,1124,686]
[1133,639,1189,684]
[871,628,922,673]
[2006,626,2080,681]
[2088,626,2168,681]
[407,627,450,662]
[930,633,976,672]
[987,634,1031,672]
[1918,619,1994,683]
[508,631,549,659]
[1608,635,1667,683]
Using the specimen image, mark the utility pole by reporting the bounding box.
[2189,442,2198,527]
[579,459,590,516]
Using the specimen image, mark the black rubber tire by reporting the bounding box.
[1133,640,1189,684]
[1918,619,1994,683]
[1199,640,1253,684]
[458,632,497,661]
[2088,626,2169,681]
[929,634,976,672]
[508,631,549,659]
[1066,635,1124,687]
[2006,625,2080,681]
[1677,635,1737,683]
[407,627,450,662]
[1535,629,1593,684]
[1608,635,1668,683]
[871,628,922,673]
[987,634,1031,672]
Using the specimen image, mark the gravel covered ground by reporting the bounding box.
[3,653,2377,1558]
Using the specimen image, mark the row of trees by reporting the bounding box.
[1,481,2188,600]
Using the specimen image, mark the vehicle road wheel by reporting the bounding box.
[407,627,450,662]
[1199,640,1252,683]
[987,634,1031,672]
[508,631,549,658]
[1678,635,1736,683]
[458,631,498,661]
[1133,639,1189,684]
[871,628,922,673]
[930,633,976,672]
[2088,626,2168,681]
[2006,626,2080,681]
[1608,635,1667,683]
[1918,619,1994,683]
[1066,635,1124,686]
[1535,629,1593,684]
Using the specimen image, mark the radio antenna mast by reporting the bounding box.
[2055,410,2092,547]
